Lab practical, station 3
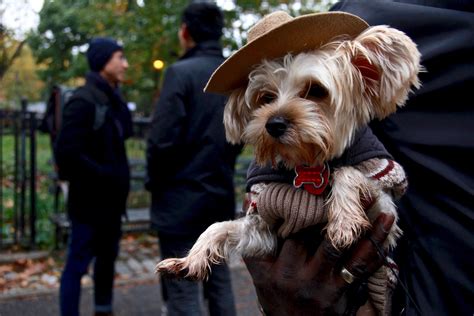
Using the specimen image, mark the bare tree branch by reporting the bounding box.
[0,39,26,81]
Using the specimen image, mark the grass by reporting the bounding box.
[1,132,61,248]
[1,132,253,250]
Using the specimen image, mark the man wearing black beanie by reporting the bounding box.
[55,37,132,316]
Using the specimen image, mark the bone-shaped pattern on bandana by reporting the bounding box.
[293,164,330,195]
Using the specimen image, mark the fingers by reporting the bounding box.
[348,213,394,275]
[244,237,308,285]
[277,237,308,268]
[246,212,394,294]
[243,255,274,282]
[334,213,395,288]
[309,238,343,276]
[370,212,395,245]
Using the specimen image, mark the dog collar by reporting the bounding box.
[293,163,330,195]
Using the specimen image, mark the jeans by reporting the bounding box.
[158,232,237,316]
[60,218,122,316]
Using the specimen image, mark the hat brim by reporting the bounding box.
[205,11,369,95]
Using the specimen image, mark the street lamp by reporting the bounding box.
[153,59,164,70]
[152,59,165,95]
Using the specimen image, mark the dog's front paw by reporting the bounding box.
[155,257,210,281]
[327,166,373,249]
[326,219,370,249]
[155,258,186,276]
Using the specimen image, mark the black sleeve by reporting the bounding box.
[146,66,187,190]
[54,98,115,181]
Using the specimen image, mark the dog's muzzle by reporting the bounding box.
[265,116,288,138]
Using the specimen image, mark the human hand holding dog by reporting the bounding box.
[244,211,394,316]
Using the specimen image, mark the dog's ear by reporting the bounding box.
[350,25,421,119]
[224,88,249,144]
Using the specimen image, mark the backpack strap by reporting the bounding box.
[66,85,110,131]
[92,103,108,131]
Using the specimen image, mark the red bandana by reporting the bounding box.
[293,164,330,195]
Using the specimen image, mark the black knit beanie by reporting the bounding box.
[86,37,123,72]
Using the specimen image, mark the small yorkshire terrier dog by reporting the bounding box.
[156,11,421,303]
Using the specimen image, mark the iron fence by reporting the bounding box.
[0,99,39,249]
[0,101,248,250]
[0,100,153,250]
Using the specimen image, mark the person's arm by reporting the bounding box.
[244,211,394,316]
[146,66,187,190]
[54,99,118,180]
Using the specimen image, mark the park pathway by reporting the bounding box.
[0,233,259,316]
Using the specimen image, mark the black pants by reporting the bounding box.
[158,232,237,316]
[60,218,122,316]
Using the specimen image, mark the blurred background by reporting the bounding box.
[0,0,337,249]
[0,1,335,314]
[1,0,335,115]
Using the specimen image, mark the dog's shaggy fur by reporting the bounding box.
[156,25,421,281]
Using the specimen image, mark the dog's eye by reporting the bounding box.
[304,84,329,100]
[258,92,276,105]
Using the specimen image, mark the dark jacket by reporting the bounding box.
[54,72,133,223]
[332,1,474,315]
[146,40,241,237]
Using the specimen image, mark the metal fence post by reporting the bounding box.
[19,99,27,241]
[29,110,37,248]
[13,110,20,245]
[0,110,3,248]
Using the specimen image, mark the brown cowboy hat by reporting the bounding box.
[205,11,369,95]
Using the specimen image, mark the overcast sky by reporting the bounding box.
[0,0,44,38]
[1,0,239,39]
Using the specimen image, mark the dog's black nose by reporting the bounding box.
[265,116,288,138]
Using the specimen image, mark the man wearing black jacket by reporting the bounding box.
[55,37,132,316]
[146,2,238,315]
[244,1,474,315]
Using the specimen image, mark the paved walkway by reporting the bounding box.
[0,233,259,315]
